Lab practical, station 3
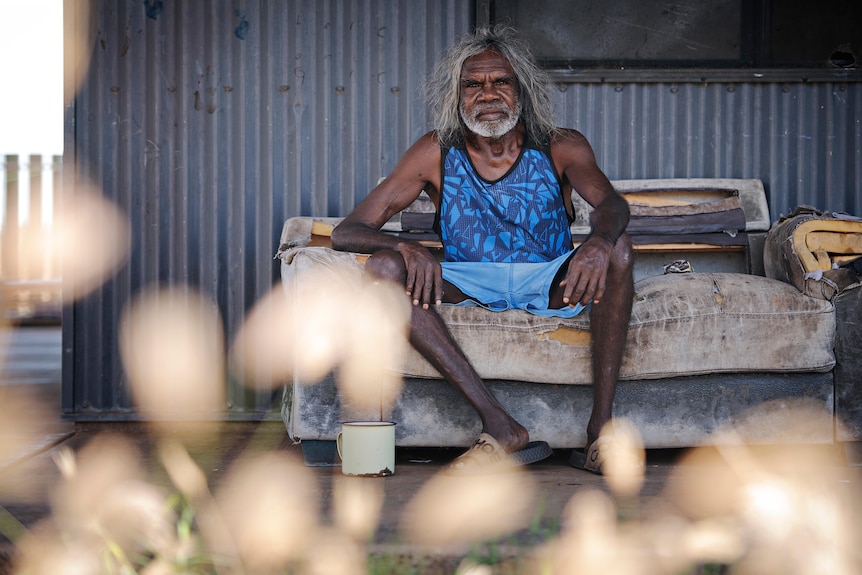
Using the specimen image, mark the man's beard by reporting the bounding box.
[460,99,522,139]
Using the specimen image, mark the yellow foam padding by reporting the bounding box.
[792,219,862,272]
[538,327,592,346]
[623,190,733,207]
[311,220,335,236]
[307,235,333,248]
[834,254,861,265]
[806,231,862,254]
[814,249,832,269]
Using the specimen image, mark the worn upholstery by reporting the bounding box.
[764,206,862,300]
[281,246,836,384]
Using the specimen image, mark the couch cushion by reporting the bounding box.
[280,246,836,385]
[399,273,835,384]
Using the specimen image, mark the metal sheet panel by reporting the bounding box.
[552,81,861,220]
[64,0,472,418]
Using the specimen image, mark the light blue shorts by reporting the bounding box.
[440,250,587,318]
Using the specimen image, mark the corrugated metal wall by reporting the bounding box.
[553,81,861,219]
[65,0,861,418]
[63,0,473,418]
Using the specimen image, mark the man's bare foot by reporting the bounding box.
[483,418,530,454]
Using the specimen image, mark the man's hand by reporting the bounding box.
[396,241,443,309]
[559,236,614,306]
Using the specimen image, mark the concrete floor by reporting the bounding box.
[1,325,860,574]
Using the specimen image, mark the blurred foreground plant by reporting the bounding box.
[11,436,339,575]
[533,403,862,575]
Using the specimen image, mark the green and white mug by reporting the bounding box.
[336,421,396,477]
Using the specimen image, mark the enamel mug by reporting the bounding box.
[336,421,396,477]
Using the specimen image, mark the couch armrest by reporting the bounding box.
[764,208,862,300]
[834,285,862,441]
[276,217,344,254]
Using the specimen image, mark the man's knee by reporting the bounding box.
[364,249,407,283]
[611,233,634,274]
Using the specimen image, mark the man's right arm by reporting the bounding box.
[331,132,441,253]
[330,132,444,307]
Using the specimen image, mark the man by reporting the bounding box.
[331,25,633,474]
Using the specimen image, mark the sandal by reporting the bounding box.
[447,433,551,475]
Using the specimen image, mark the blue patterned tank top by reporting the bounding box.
[438,144,573,263]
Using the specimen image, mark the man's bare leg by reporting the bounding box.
[364,249,529,453]
[585,235,634,447]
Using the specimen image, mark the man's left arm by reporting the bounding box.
[552,130,630,306]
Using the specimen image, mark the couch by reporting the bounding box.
[275,179,862,465]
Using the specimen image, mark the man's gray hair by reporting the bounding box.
[426,25,558,148]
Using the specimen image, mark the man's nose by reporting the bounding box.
[477,83,501,101]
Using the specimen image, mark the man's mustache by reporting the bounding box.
[471,103,513,116]
[468,104,517,126]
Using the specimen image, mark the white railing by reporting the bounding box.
[1,154,63,320]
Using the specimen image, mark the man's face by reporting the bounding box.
[459,49,521,139]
